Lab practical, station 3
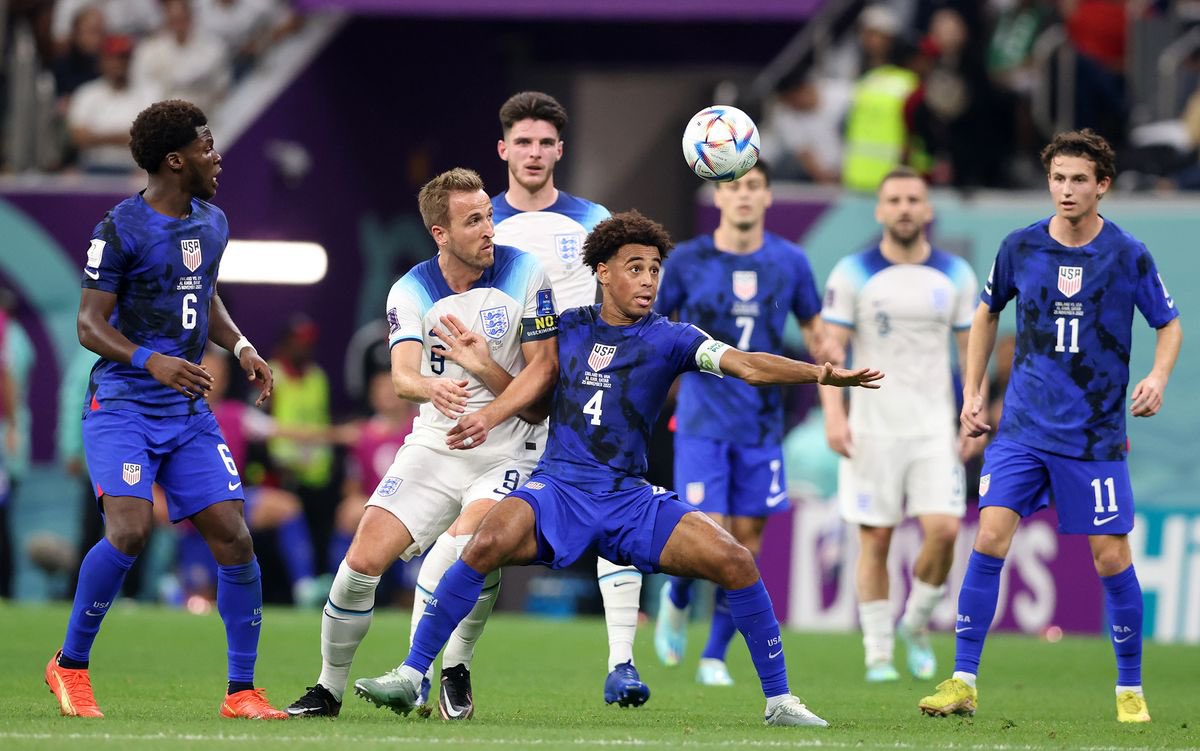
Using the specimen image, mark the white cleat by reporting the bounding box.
[764,695,829,727]
[696,658,735,686]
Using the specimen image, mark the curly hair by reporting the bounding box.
[1040,129,1116,184]
[582,210,673,272]
[499,91,568,137]
[129,100,208,172]
[417,168,485,232]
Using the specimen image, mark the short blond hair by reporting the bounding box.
[417,168,485,232]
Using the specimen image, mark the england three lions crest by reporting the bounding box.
[1057,266,1083,298]
[732,270,758,301]
[588,343,617,372]
[480,306,510,340]
[554,233,584,264]
[181,239,202,273]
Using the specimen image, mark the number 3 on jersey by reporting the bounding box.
[584,390,604,425]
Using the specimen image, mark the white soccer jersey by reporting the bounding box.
[386,245,558,454]
[822,247,977,438]
[492,190,611,309]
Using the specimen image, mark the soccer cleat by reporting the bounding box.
[45,651,104,718]
[654,584,688,666]
[354,667,420,716]
[865,662,901,683]
[1116,690,1151,723]
[764,695,829,727]
[286,684,341,717]
[220,688,288,719]
[918,677,977,717]
[696,658,735,686]
[604,661,650,707]
[438,664,474,720]
[897,622,937,680]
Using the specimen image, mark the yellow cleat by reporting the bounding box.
[1116,690,1151,723]
[918,678,977,717]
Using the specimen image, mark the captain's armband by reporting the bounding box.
[695,339,731,377]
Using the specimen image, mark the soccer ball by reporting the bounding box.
[681,105,761,182]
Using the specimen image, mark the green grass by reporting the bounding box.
[2,603,1196,750]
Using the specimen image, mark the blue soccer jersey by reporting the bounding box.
[655,232,821,445]
[81,193,229,416]
[983,217,1179,460]
[536,307,711,492]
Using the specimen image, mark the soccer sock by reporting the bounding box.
[443,535,502,670]
[901,578,946,633]
[216,558,263,689]
[700,587,736,662]
[858,599,894,666]
[953,550,1005,675]
[1101,564,1143,687]
[61,537,137,666]
[667,575,694,610]
[597,557,642,670]
[317,559,380,701]
[404,559,486,677]
[274,514,317,586]
[177,528,217,596]
[411,533,457,683]
[727,579,789,698]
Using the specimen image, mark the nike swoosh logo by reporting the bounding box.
[423,610,437,617]
[1114,633,1136,643]
[1168,298,1176,309]
[765,492,788,508]
[85,610,105,617]
[955,626,973,633]
[441,686,465,717]
[612,580,636,588]
[1093,514,1119,526]
[250,618,262,626]
[84,268,100,280]
[768,648,783,659]
[228,481,242,491]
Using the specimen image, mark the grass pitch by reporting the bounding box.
[2,603,1196,750]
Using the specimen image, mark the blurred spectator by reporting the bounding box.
[52,6,105,99]
[1062,0,1129,146]
[67,34,160,174]
[986,0,1054,185]
[841,45,920,192]
[761,73,851,184]
[826,4,904,80]
[1121,86,1200,190]
[193,0,301,78]
[51,0,162,54]
[131,0,231,115]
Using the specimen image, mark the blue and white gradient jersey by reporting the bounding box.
[983,217,1178,460]
[81,193,228,416]
[537,307,713,493]
[386,245,557,454]
[655,232,821,446]
[823,246,977,438]
[492,190,610,309]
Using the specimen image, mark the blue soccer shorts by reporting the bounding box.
[83,408,246,522]
[674,434,788,517]
[978,438,1134,535]
[510,473,696,573]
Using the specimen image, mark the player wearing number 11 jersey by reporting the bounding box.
[919,130,1182,724]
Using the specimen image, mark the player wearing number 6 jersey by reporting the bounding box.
[919,130,1182,724]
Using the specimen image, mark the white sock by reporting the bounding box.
[442,535,501,670]
[953,671,977,688]
[411,532,457,684]
[901,578,946,633]
[1116,685,1143,696]
[858,599,894,667]
[317,559,381,701]
[597,557,642,670]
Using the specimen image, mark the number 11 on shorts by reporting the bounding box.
[1091,476,1117,513]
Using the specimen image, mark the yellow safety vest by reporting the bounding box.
[842,65,919,192]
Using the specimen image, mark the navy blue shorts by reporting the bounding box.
[979,438,1134,535]
[674,434,788,517]
[510,474,696,573]
[83,408,245,522]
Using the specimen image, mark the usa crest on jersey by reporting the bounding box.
[480,306,510,339]
[1057,266,1082,298]
[554,232,584,264]
[588,343,617,372]
[181,238,202,272]
[732,270,758,301]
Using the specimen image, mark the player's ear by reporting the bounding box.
[164,150,184,172]
[497,139,507,160]
[430,224,448,249]
[596,261,609,286]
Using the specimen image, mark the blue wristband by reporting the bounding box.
[131,347,155,369]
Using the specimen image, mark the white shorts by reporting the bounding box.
[365,442,539,560]
[837,434,965,527]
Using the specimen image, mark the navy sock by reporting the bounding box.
[953,550,1005,675]
[275,514,317,585]
[404,559,486,676]
[62,538,136,664]
[668,576,693,610]
[228,680,254,695]
[727,579,788,698]
[217,558,262,685]
[1101,564,1143,686]
[701,587,736,661]
[327,531,353,574]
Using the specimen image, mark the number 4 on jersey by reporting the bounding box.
[584,390,604,425]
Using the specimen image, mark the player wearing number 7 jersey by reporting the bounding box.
[919,130,1182,724]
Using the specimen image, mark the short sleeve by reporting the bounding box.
[981,235,1017,312]
[790,248,822,321]
[519,257,558,342]
[1132,245,1180,329]
[674,322,711,374]
[81,214,134,294]
[821,257,859,328]
[385,277,427,348]
[952,257,979,330]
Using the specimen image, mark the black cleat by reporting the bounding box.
[438,664,474,720]
[286,684,342,717]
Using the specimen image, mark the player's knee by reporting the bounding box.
[926,522,960,553]
[714,543,759,589]
[973,525,1012,558]
[344,547,388,577]
[207,525,255,565]
[460,527,506,572]
[105,526,152,556]
[1091,546,1130,577]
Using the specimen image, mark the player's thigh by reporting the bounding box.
[729,442,789,517]
[157,412,247,523]
[904,435,967,521]
[462,495,540,570]
[346,506,420,575]
[1046,454,1135,535]
[82,409,162,507]
[509,476,600,571]
[674,434,732,515]
[98,494,156,551]
[656,508,756,586]
[363,444,466,563]
[190,499,254,565]
[728,514,768,556]
[977,438,1052,519]
[457,448,540,533]
[837,435,905,527]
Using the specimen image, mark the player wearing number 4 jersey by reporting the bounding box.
[919,130,1182,723]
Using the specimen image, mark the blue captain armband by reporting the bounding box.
[695,339,731,377]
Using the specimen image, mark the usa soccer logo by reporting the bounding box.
[181,239,202,273]
[732,270,758,301]
[554,233,584,264]
[588,343,617,372]
[480,306,510,339]
[122,463,141,486]
[377,476,403,497]
[1057,266,1083,298]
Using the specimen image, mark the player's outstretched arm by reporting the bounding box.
[1131,317,1182,418]
[961,302,998,437]
[390,339,469,417]
[78,288,214,399]
[208,292,273,405]
[718,345,883,389]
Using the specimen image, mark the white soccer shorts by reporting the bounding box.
[837,434,966,527]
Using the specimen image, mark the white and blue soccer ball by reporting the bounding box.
[681,105,761,182]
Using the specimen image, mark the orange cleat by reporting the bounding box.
[45,651,104,718]
[220,688,289,719]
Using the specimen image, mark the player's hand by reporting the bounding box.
[818,363,883,389]
[146,353,213,399]
[960,392,991,437]
[428,377,470,419]
[239,348,274,406]
[958,423,988,461]
[431,315,491,375]
[447,410,492,450]
[1130,374,1166,417]
[825,417,854,458]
